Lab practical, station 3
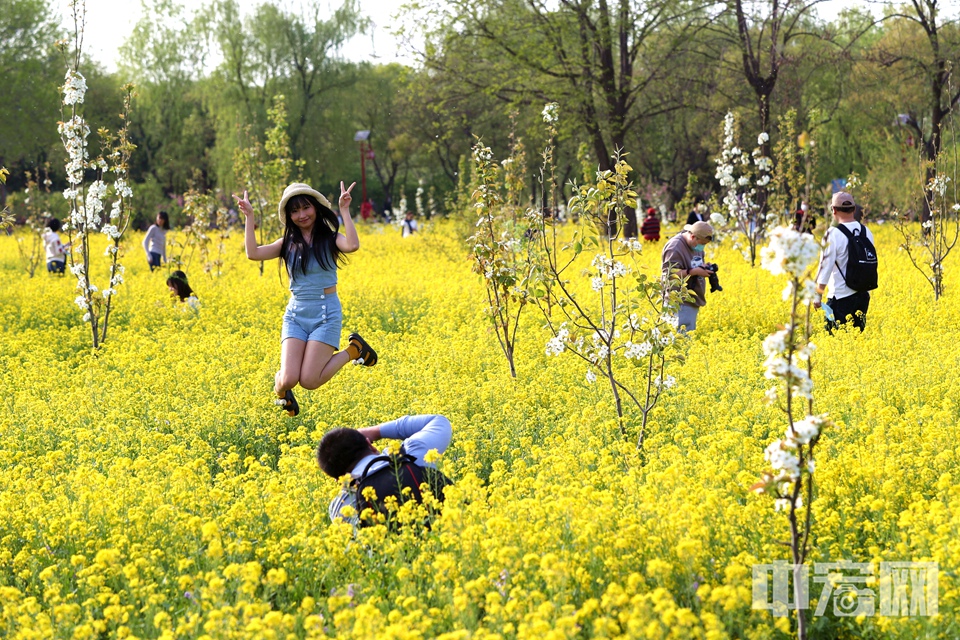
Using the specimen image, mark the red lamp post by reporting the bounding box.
[354,130,374,220]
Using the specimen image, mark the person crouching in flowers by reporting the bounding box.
[166,270,199,310]
[317,415,453,528]
[234,182,378,418]
[43,217,71,275]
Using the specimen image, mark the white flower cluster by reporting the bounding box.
[774,496,802,512]
[709,212,726,227]
[585,330,614,364]
[473,145,494,163]
[591,253,631,279]
[762,327,814,400]
[110,264,125,287]
[415,180,425,218]
[618,237,643,252]
[542,102,559,124]
[654,375,676,390]
[63,70,87,106]
[624,340,653,360]
[59,116,90,189]
[930,173,951,196]
[83,180,107,229]
[623,313,646,332]
[545,324,569,356]
[760,226,819,279]
[764,415,825,483]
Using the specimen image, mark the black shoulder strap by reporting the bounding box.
[359,453,417,482]
[834,223,853,240]
[360,455,394,480]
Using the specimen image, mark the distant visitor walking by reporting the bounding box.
[814,192,878,333]
[143,211,169,272]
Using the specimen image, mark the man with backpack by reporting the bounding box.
[814,192,878,333]
[317,414,453,528]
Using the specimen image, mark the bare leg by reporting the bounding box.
[275,338,307,397]
[299,342,355,390]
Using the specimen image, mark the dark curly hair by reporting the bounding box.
[316,428,373,478]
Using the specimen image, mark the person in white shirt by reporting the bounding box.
[43,218,70,275]
[814,192,876,332]
[401,211,418,238]
[142,211,169,271]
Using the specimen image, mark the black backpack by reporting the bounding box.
[834,223,878,292]
[355,453,453,528]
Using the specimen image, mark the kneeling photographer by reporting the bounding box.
[661,221,719,332]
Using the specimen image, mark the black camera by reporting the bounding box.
[704,263,723,292]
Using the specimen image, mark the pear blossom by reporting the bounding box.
[761,226,819,279]
[62,70,87,105]
[542,102,559,124]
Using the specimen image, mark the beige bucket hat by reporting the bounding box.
[277,183,333,224]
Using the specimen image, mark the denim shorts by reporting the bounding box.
[47,260,65,274]
[281,293,342,347]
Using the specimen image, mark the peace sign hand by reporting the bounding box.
[233,190,254,219]
[339,181,356,209]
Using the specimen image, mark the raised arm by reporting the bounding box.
[234,190,282,261]
[374,414,452,467]
[336,181,360,253]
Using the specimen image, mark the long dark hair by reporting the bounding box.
[157,210,170,230]
[279,194,345,278]
[166,270,194,301]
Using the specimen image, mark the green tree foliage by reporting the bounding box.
[120,0,214,196]
[0,0,63,200]
[210,0,367,174]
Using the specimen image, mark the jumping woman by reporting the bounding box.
[234,182,378,417]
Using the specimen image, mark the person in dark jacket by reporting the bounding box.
[685,203,710,226]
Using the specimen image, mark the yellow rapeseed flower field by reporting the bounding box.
[0,220,957,639]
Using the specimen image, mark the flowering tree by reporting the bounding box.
[896,150,960,300]
[58,3,136,349]
[468,138,536,378]
[715,111,773,266]
[751,226,833,640]
[532,105,687,449]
